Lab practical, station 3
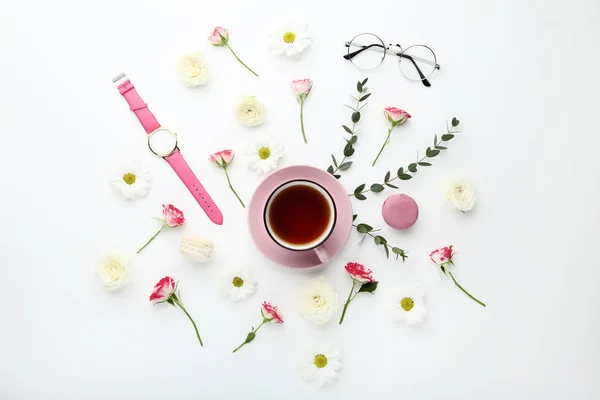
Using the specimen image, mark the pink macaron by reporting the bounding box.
[382,194,419,229]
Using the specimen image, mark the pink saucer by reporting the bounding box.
[248,165,353,268]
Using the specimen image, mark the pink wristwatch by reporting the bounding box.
[113,73,223,225]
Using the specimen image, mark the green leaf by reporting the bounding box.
[398,174,412,180]
[436,146,447,150]
[339,162,352,170]
[385,182,399,189]
[355,193,367,200]
[326,165,334,174]
[426,149,440,157]
[333,174,341,179]
[392,247,404,255]
[342,125,353,134]
[408,163,417,173]
[384,245,390,258]
[354,183,365,194]
[357,281,379,294]
[434,134,438,147]
[352,214,357,221]
[357,82,363,93]
[418,162,432,166]
[373,235,382,245]
[352,112,361,123]
[245,331,256,343]
[397,167,404,177]
[331,155,338,167]
[344,146,355,157]
[350,136,358,144]
[370,183,384,193]
[452,117,460,127]
[359,93,372,102]
[356,223,373,233]
[361,78,368,86]
[384,171,391,182]
[441,133,454,141]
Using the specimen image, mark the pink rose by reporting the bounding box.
[149,276,177,303]
[208,27,229,45]
[429,245,453,265]
[344,262,374,283]
[162,204,185,227]
[261,301,284,324]
[384,107,411,125]
[209,149,235,167]
[290,79,313,97]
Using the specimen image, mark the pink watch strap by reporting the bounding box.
[166,150,223,225]
[115,75,223,225]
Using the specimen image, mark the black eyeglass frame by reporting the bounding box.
[343,33,441,87]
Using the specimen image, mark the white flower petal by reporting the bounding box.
[108,160,152,200]
[219,266,257,302]
[389,283,428,325]
[96,254,131,291]
[297,343,342,387]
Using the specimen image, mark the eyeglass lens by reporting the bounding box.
[347,33,386,71]
[398,45,437,82]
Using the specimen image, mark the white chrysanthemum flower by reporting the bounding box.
[389,283,427,325]
[109,160,152,200]
[445,176,476,212]
[297,344,342,387]
[235,96,265,127]
[177,52,209,87]
[245,138,284,175]
[96,254,131,291]
[220,266,257,302]
[297,277,338,326]
[268,22,312,58]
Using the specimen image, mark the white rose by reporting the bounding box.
[297,277,339,325]
[445,176,476,212]
[96,254,131,291]
[235,96,265,127]
[177,53,209,87]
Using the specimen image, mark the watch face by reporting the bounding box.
[148,128,177,156]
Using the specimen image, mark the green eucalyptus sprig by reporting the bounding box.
[350,118,461,200]
[352,215,408,261]
[326,78,371,179]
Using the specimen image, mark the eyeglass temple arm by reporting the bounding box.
[344,41,441,69]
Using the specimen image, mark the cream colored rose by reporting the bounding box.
[96,254,131,291]
[177,53,209,87]
[297,277,339,325]
[445,176,476,212]
[235,96,265,127]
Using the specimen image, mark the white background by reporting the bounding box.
[1,0,599,398]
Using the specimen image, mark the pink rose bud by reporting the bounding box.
[208,27,229,46]
[384,107,411,125]
[290,79,313,97]
[261,301,284,324]
[209,149,235,167]
[162,204,185,227]
[429,245,453,265]
[149,276,177,303]
[344,262,375,283]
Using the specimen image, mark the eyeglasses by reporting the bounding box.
[343,33,441,87]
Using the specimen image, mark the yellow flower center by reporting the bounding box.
[314,354,328,368]
[401,297,414,311]
[122,173,136,185]
[232,276,244,288]
[258,147,271,160]
[283,32,296,43]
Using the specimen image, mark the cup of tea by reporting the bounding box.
[264,180,337,262]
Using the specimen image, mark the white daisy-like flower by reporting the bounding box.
[245,138,284,175]
[268,21,312,58]
[219,266,257,302]
[297,343,342,387]
[109,160,152,200]
[389,283,427,325]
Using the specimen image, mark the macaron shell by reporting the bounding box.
[382,194,419,229]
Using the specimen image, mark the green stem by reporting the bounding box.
[332,94,361,175]
[339,280,357,324]
[372,126,394,166]
[136,224,167,254]
[174,299,203,346]
[225,43,259,77]
[448,272,486,307]
[232,319,267,353]
[299,97,307,144]
[224,167,245,208]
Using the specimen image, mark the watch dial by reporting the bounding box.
[148,128,177,156]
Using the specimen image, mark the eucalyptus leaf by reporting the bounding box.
[392,247,404,255]
[374,236,382,245]
[361,78,368,86]
[354,183,365,193]
[357,281,379,294]
[385,182,399,189]
[339,162,352,170]
[370,183,384,193]
[359,93,372,102]
[397,167,404,177]
[426,149,440,157]
[384,245,390,258]
[441,133,454,141]
[344,147,355,157]
[355,193,367,200]
[356,223,373,233]
[352,112,361,123]
[334,174,341,179]
[350,136,358,144]
[342,125,353,134]
[384,171,391,182]
[437,146,447,150]
[434,134,438,147]
[357,82,363,92]
[452,117,460,127]
[418,162,432,166]
[331,155,338,167]
[353,214,357,221]
[408,163,417,173]
[398,174,412,180]
[326,165,334,174]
